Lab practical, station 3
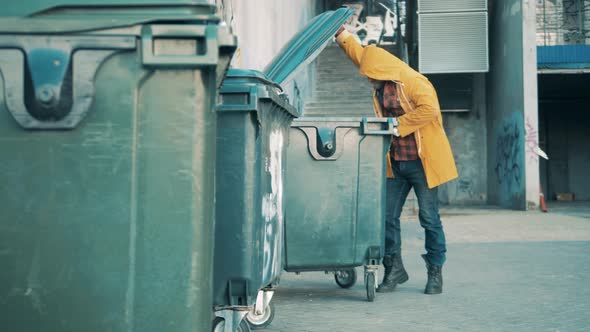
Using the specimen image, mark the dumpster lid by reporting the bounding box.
[2,0,211,17]
[225,68,284,91]
[220,69,300,117]
[263,7,353,85]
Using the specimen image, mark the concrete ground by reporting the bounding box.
[264,203,590,332]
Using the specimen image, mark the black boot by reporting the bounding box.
[377,253,409,293]
[422,254,443,295]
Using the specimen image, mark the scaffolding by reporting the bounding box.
[537,0,590,46]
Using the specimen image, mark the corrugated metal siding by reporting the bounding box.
[537,45,590,68]
[418,12,489,73]
[418,0,487,13]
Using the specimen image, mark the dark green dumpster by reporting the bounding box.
[213,8,353,331]
[214,69,299,332]
[284,117,396,302]
[0,2,235,332]
[242,6,387,304]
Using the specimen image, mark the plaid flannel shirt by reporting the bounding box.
[377,82,418,161]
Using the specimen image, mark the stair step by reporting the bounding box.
[305,98,371,104]
[302,110,375,117]
[303,105,375,116]
[305,101,372,108]
[313,94,372,100]
[312,86,370,92]
[315,80,368,86]
[304,44,379,118]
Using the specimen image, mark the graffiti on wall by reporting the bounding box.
[457,179,475,198]
[342,2,403,46]
[525,115,547,163]
[494,118,524,192]
[525,117,539,162]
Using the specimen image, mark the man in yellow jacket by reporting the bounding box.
[335,26,458,295]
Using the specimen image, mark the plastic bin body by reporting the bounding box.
[284,117,394,272]
[1,1,215,18]
[214,69,298,309]
[0,8,235,332]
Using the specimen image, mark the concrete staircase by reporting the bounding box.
[304,44,418,217]
[303,45,374,117]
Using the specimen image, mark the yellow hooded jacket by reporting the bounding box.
[336,30,458,188]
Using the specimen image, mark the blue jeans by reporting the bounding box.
[385,160,446,266]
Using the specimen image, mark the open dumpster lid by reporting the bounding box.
[263,7,353,85]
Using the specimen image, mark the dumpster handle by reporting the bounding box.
[0,35,135,130]
[217,86,258,112]
[141,25,220,68]
[361,117,398,135]
[225,75,284,92]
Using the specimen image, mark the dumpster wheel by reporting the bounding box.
[245,301,275,329]
[213,316,251,332]
[334,269,357,289]
[365,270,376,302]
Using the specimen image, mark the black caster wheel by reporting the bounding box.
[334,268,357,289]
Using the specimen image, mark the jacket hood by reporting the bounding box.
[359,45,408,82]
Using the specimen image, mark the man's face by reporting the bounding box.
[368,77,385,90]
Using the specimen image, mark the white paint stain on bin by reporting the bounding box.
[261,129,284,282]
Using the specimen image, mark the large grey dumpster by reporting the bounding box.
[0,2,235,332]
[213,7,354,330]
[284,117,396,302]
[214,69,299,332]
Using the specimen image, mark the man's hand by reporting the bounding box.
[392,118,400,137]
[335,26,345,37]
